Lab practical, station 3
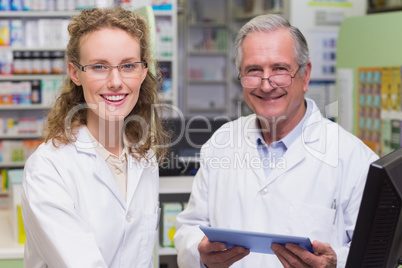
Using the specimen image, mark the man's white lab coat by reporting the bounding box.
[22,126,159,268]
[174,99,379,268]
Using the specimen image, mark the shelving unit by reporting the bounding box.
[0,10,73,174]
[0,104,50,110]
[0,210,24,268]
[0,163,25,168]
[159,176,194,194]
[153,4,179,108]
[183,0,232,116]
[0,8,178,104]
[0,11,79,17]
[0,3,181,267]
[366,0,402,14]
[0,74,65,81]
[231,0,288,20]
[0,133,40,139]
[157,176,194,268]
[0,4,179,159]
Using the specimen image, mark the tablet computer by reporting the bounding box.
[199,226,313,254]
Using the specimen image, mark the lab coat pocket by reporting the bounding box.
[139,213,159,267]
[287,201,335,243]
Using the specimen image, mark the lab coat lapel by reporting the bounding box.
[248,143,266,187]
[261,104,324,187]
[265,137,306,186]
[244,116,268,187]
[126,154,144,208]
[75,127,126,209]
[93,157,126,208]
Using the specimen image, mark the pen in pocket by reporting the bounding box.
[331,199,337,224]
[155,202,161,230]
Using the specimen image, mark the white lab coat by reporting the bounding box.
[22,126,160,268]
[174,98,379,268]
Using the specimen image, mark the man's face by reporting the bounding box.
[240,29,311,132]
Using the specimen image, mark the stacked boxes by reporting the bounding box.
[8,169,25,244]
[357,66,402,156]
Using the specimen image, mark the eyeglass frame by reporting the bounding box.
[237,64,305,89]
[72,61,148,78]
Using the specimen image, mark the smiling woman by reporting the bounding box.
[44,7,168,159]
[21,7,168,268]
[68,27,148,135]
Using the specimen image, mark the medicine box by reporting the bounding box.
[8,169,25,244]
[160,202,183,247]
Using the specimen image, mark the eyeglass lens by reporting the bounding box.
[84,62,145,78]
[241,74,292,88]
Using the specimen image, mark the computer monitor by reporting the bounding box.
[159,117,231,176]
[345,147,402,268]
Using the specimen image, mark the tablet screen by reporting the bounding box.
[199,226,313,254]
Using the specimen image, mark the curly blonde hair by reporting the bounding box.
[43,6,168,161]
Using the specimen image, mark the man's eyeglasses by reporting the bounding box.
[238,65,303,89]
[73,61,148,79]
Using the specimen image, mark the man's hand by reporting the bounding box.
[198,236,250,268]
[271,240,337,268]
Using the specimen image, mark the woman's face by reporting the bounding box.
[68,27,148,123]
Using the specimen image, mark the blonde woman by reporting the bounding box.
[22,7,167,268]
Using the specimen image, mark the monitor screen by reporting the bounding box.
[159,117,231,176]
[346,147,402,268]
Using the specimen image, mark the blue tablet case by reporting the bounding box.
[199,226,313,254]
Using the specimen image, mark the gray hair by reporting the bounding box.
[234,14,309,75]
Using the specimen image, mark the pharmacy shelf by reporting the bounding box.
[0,47,65,51]
[188,106,227,113]
[153,10,174,17]
[188,51,227,56]
[0,74,65,81]
[155,3,178,110]
[159,94,174,103]
[233,8,285,20]
[0,105,50,110]
[184,0,232,116]
[189,22,226,27]
[157,55,174,62]
[159,176,194,194]
[0,134,41,139]
[367,5,402,14]
[157,176,193,262]
[158,247,177,256]
[189,79,226,84]
[0,10,78,18]
[0,163,25,168]
[0,210,24,260]
[381,111,402,121]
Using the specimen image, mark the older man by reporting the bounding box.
[174,14,378,268]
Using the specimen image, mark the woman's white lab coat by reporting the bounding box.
[22,126,160,268]
[174,98,379,268]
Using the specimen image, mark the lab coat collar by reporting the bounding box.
[244,99,327,188]
[125,152,153,208]
[266,100,328,187]
[74,126,148,210]
[121,150,158,208]
[300,98,323,144]
[74,127,126,208]
[74,126,99,156]
[246,98,318,146]
[245,114,263,145]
